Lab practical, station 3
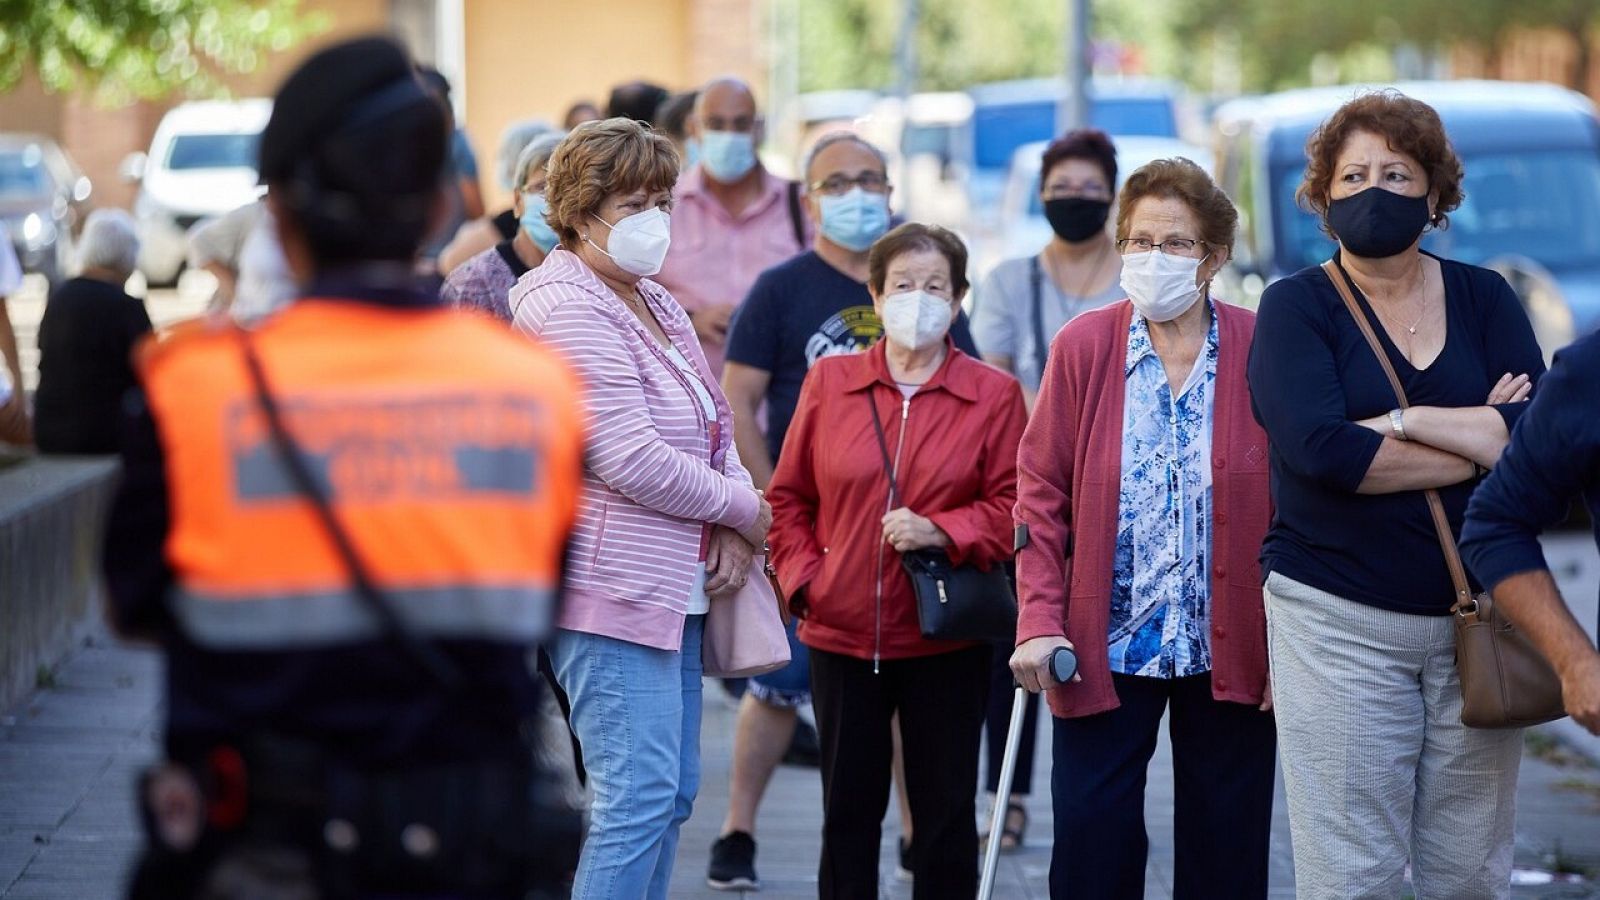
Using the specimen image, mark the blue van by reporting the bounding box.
[1213,80,1600,356]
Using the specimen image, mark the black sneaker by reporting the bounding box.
[708,831,759,891]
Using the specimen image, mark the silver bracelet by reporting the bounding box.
[1388,408,1408,442]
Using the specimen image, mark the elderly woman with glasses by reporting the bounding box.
[442,132,565,323]
[965,128,1124,853]
[1011,158,1276,900]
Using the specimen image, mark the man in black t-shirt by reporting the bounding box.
[707,132,976,892]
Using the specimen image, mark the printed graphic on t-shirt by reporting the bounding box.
[804,306,882,368]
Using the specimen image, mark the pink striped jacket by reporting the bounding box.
[510,248,760,651]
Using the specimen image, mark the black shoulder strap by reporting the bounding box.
[1029,254,1047,378]
[863,390,901,507]
[236,332,465,690]
[787,180,806,250]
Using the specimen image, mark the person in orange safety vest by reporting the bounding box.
[103,36,585,899]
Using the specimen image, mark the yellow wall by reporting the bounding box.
[462,0,696,207]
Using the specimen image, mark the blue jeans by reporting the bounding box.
[545,615,705,900]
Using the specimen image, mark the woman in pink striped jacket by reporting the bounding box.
[509,119,771,900]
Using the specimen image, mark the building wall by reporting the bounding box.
[1451,27,1600,105]
[461,0,765,209]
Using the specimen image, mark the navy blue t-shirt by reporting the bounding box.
[1462,328,1600,612]
[725,250,978,461]
[1247,252,1546,615]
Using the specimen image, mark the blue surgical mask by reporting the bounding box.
[818,187,890,252]
[519,192,559,252]
[699,130,757,183]
[683,137,701,170]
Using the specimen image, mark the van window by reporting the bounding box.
[165,133,261,171]
[0,151,50,197]
[1272,149,1600,274]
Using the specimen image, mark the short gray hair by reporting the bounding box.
[512,132,566,192]
[77,208,140,275]
[801,131,888,192]
[495,119,556,191]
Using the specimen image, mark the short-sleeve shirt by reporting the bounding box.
[654,166,810,376]
[969,254,1124,393]
[726,250,979,462]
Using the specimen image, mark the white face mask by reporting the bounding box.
[588,207,672,277]
[1119,250,1207,323]
[880,289,954,351]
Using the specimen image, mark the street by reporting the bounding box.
[2,535,1597,899]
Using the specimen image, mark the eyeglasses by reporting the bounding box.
[1116,237,1208,257]
[808,172,890,196]
[1043,182,1111,202]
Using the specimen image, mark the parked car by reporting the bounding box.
[123,99,270,286]
[986,134,1214,273]
[1213,80,1600,358]
[0,135,92,288]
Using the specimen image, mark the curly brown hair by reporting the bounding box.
[1115,157,1238,252]
[1297,90,1464,235]
[544,117,679,247]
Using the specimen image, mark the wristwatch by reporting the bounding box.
[1388,408,1408,441]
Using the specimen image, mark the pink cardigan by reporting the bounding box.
[1015,299,1272,719]
[510,248,760,651]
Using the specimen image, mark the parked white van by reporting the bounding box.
[122,99,271,285]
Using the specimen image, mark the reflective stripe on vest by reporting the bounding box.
[138,302,584,653]
[172,583,557,649]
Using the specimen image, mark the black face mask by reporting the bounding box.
[1327,187,1430,259]
[1044,197,1112,243]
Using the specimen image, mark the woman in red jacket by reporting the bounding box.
[1010,159,1276,900]
[768,223,1026,900]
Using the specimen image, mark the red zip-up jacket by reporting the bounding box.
[768,339,1027,663]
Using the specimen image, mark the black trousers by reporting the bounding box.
[1050,672,1276,900]
[809,644,989,900]
[984,642,1040,795]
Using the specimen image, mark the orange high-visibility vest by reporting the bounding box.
[138,300,584,650]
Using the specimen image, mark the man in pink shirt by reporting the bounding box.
[655,77,812,375]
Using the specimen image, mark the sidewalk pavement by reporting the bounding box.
[3,534,1598,899]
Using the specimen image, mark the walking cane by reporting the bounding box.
[977,646,1077,900]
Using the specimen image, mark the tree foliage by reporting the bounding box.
[0,0,327,102]
[797,0,1600,96]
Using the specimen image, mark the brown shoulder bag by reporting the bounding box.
[1322,259,1565,729]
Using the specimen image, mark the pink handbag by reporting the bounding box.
[701,555,791,678]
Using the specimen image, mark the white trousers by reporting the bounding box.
[1265,571,1522,900]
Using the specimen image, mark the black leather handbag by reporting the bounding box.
[866,392,1018,643]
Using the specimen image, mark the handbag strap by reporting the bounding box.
[1320,259,1478,617]
[864,390,902,507]
[235,330,469,688]
[1029,254,1047,381]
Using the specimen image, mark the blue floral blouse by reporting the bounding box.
[1106,304,1219,679]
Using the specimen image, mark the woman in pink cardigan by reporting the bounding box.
[1009,159,1275,900]
[509,118,770,900]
